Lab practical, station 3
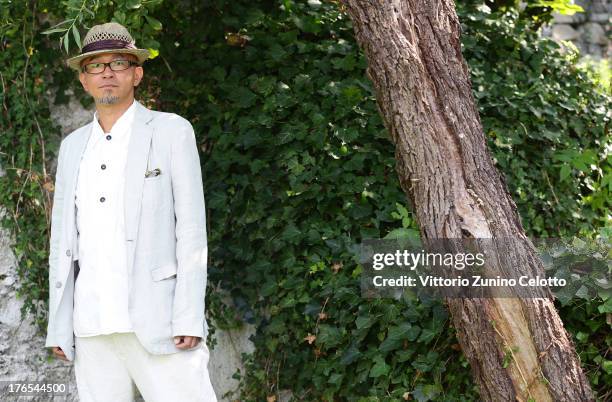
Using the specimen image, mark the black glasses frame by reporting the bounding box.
[81,60,140,74]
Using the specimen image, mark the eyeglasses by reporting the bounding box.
[81,59,140,74]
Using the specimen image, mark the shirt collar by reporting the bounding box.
[92,99,138,136]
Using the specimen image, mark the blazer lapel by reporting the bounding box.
[124,101,155,242]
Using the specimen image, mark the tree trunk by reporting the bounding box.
[341,1,594,401]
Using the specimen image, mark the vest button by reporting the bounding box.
[66,249,71,256]
[55,281,62,288]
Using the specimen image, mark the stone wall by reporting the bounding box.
[542,0,611,60]
[0,210,79,402]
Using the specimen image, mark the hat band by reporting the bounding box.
[81,39,137,54]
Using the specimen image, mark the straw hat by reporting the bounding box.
[66,22,150,71]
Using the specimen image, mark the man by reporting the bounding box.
[44,22,217,402]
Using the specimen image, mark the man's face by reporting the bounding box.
[78,52,143,106]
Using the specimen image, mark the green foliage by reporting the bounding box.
[577,56,611,94]
[461,3,611,237]
[0,0,65,333]
[41,0,165,54]
[539,236,611,305]
[542,234,612,392]
[0,0,610,400]
[486,0,585,27]
[557,295,612,394]
[526,0,584,15]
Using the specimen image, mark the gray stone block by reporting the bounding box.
[552,24,581,41]
[581,22,608,44]
[588,13,610,23]
[552,12,575,24]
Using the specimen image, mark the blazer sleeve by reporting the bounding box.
[169,118,208,339]
[45,139,67,347]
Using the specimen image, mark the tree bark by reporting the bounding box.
[341,1,594,401]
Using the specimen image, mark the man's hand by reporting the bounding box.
[173,335,201,349]
[51,346,68,361]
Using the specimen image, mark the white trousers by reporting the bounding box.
[74,332,217,402]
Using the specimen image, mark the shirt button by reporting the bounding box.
[106,135,112,140]
[66,249,71,256]
[55,281,62,288]
[100,196,106,202]
[101,164,106,170]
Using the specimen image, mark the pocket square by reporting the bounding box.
[145,168,162,178]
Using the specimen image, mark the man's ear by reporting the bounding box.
[133,66,144,87]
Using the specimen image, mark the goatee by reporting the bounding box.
[96,95,120,105]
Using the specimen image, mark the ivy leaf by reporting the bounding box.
[417,328,437,344]
[527,105,541,119]
[560,164,571,182]
[318,325,343,348]
[280,223,301,244]
[368,355,390,377]
[340,345,361,365]
[597,298,612,314]
[148,48,159,59]
[602,360,612,375]
[412,351,439,372]
[575,285,590,300]
[126,0,142,9]
[355,315,376,330]
[380,323,419,352]
[145,16,163,31]
[229,87,258,108]
[384,228,420,240]
[412,384,442,402]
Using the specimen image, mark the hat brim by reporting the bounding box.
[67,48,150,71]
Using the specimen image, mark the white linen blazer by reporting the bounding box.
[44,101,209,362]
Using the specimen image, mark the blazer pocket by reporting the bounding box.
[151,263,178,281]
[144,174,162,182]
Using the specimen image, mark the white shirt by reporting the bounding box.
[73,100,137,337]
